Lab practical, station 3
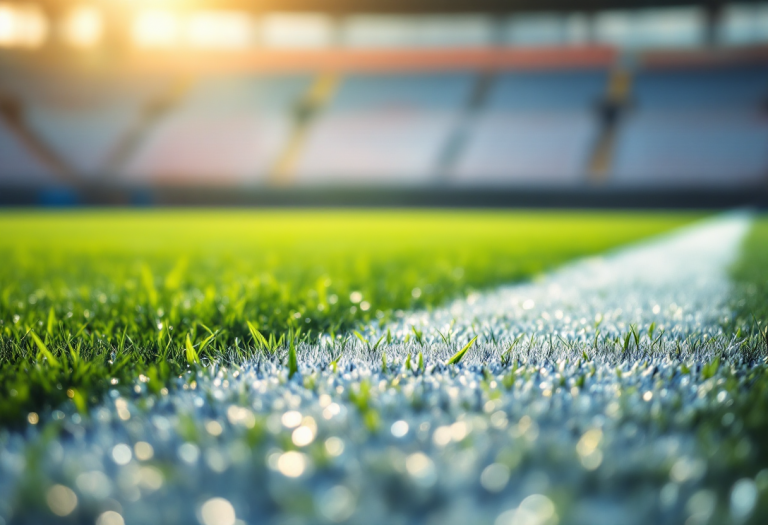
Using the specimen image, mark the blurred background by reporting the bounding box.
[0,0,767,206]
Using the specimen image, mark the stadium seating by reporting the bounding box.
[121,75,309,185]
[628,66,768,110]
[25,104,139,178]
[612,65,768,186]
[294,73,473,185]
[484,70,608,111]
[1,45,767,193]
[0,117,57,185]
[0,72,166,181]
[612,110,768,186]
[452,70,607,185]
[453,112,599,185]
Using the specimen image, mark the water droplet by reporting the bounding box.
[277,451,307,478]
[480,463,511,493]
[112,444,132,465]
[317,485,356,522]
[96,511,124,525]
[391,420,409,438]
[46,485,78,516]
[134,442,154,461]
[731,479,757,520]
[292,425,315,447]
[324,437,345,457]
[200,497,236,525]
[281,411,302,428]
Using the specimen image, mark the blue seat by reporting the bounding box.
[486,70,609,111]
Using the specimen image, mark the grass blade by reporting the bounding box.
[288,332,298,379]
[446,336,478,365]
[247,321,269,352]
[198,331,218,358]
[185,334,199,364]
[371,334,385,353]
[353,330,369,350]
[29,330,59,368]
[411,326,424,346]
[46,307,56,337]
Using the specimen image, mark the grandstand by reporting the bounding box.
[294,72,474,185]
[0,0,767,204]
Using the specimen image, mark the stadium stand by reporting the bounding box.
[626,65,768,109]
[120,75,309,185]
[0,71,165,180]
[293,73,474,185]
[612,63,768,186]
[1,0,768,200]
[26,104,140,179]
[452,69,608,186]
[0,117,57,186]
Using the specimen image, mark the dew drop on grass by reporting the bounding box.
[277,451,308,478]
[390,420,408,438]
[405,452,436,487]
[643,391,653,401]
[200,498,236,525]
[96,511,124,525]
[730,479,757,520]
[46,485,78,516]
[112,444,132,465]
[325,437,345,457]
[76,471,111,499]
[317,485,356,523]
[205,420,223,436]
[178,443,200,464]
[480,463,511,493]
[292,425,315,447]
[281,411,302,428]
[134,441,154,461]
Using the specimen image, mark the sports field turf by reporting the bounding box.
[2,210,768,525]
[0,210,699,423]
[731,216,768,326]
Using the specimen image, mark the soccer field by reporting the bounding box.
[0,210,698,421]
[1,210,767,525]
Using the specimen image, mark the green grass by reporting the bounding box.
[732,214,768,337]
[0,210,700,424]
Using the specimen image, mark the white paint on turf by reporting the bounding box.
[371,212,752,349]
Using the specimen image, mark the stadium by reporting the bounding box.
[0,0,768,523]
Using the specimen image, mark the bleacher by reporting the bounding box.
[612,63,768,187]
[0,117,56,185]
[1,3,768,197]
[452,69,607,186]
[120,75,309,185]
[294,73,473,185]
[0,71,164,180]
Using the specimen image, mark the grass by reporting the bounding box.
[0,209,700,424]
[3,210,768,524]
[732,215,768,335]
